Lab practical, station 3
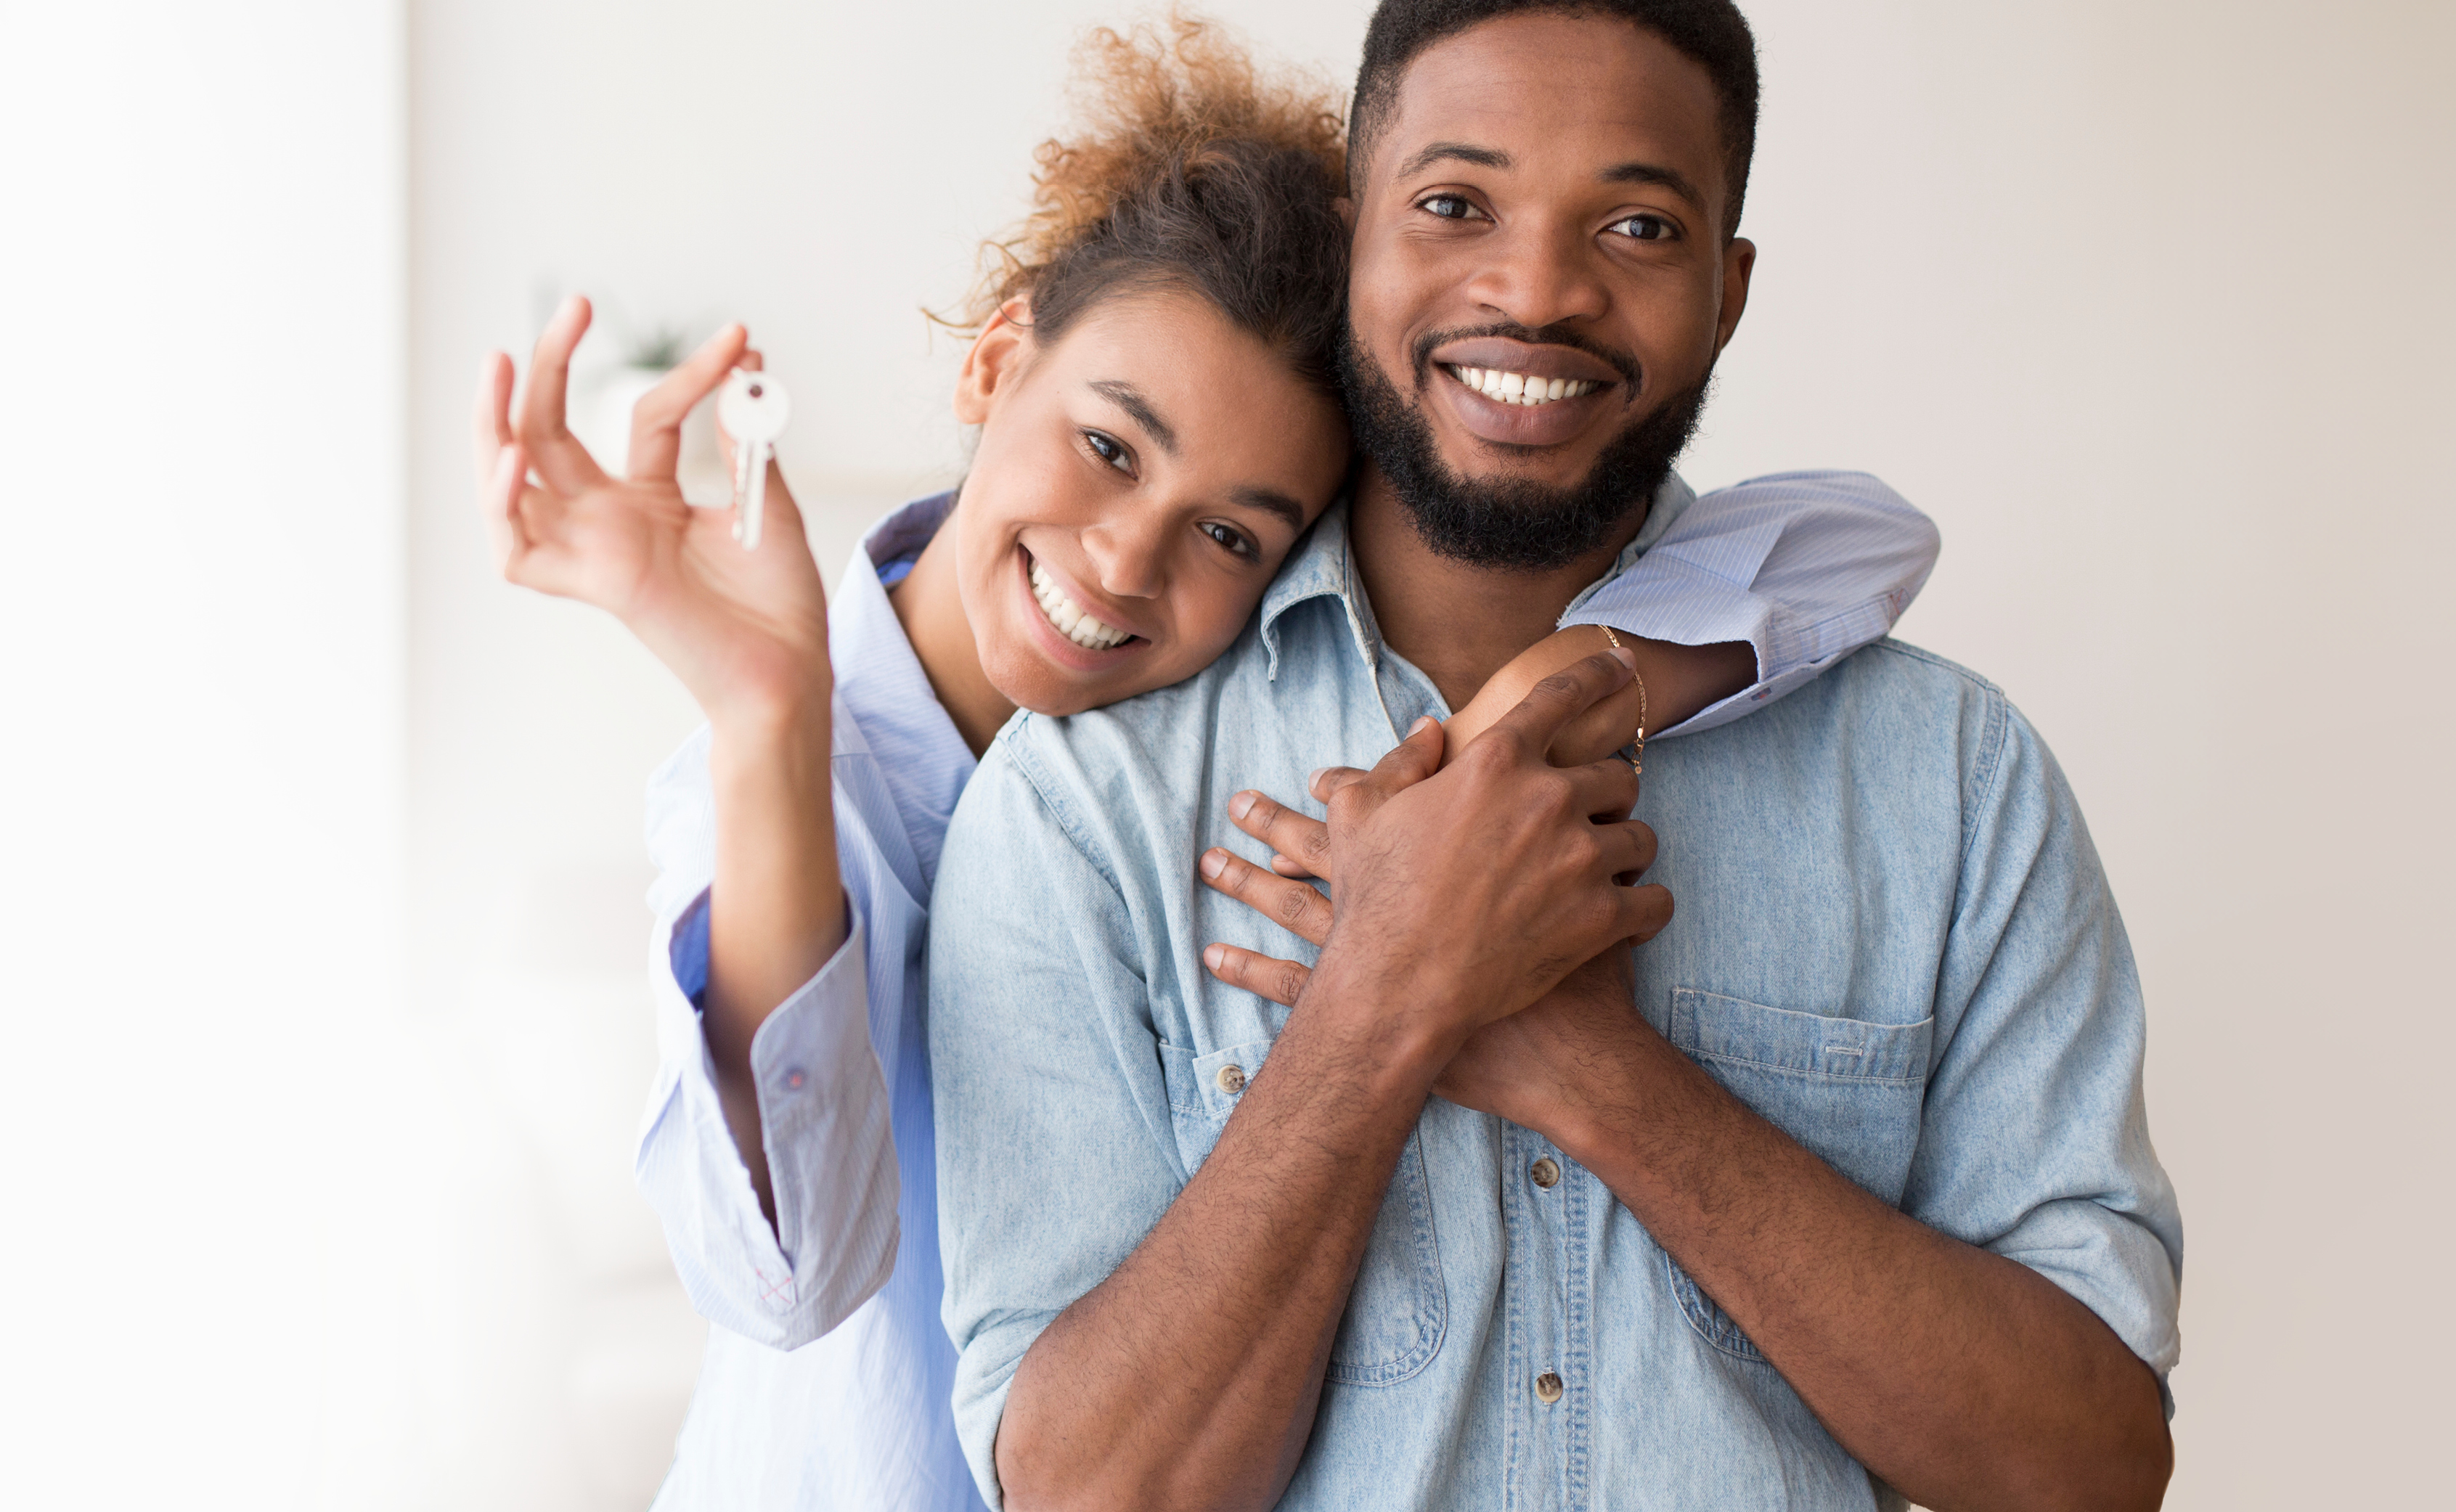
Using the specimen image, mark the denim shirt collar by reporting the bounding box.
[1255,472,1698,682]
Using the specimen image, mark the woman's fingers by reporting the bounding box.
[472,351,516,491]
[1201,941,1312,1008]
[482,442,530,573]
[1199,846,1334,947]
[1227,790,1332,882]
[628,323,748,482]
[517,295,608,493]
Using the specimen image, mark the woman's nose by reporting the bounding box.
[1078,520,1167,600]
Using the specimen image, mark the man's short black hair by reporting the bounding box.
[1349,0,1761,237]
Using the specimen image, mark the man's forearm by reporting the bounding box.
[1557,1026,2170,1512]
[996,968,1446,1512]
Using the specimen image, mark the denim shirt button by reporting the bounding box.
[1534,1370,1564,1404]
[1529,1157,1561,1188]
[1215,1063,1247,1095]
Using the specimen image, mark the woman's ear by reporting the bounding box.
[954,299,1035,425]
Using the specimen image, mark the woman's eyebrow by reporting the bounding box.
[1231,486,1306,530]
[1090,380,1178,454]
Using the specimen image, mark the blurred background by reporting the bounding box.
[2,0,2448,1507]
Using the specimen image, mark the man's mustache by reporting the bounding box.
[1408,323,1643,397]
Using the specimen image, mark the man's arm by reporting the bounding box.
[934,655,1670,1512]
[1206,712,2179,1512]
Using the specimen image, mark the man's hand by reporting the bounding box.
[1201,832,1653,1127]
[1276,650,1672,1054]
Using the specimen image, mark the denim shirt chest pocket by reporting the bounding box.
[1159,1031,1448,1386]
[1660,989,1934,1364]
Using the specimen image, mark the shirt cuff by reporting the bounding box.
[1557,556,1896,739]
[638,894,898,1347]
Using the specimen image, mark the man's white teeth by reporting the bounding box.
[1029,559,1133,650]
[1447,366,1603,406]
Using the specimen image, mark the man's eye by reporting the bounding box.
[1199,520,1257,560]
[1608,213,1676,242]
[1083,430,1133,473]
[1417,194,1482,221]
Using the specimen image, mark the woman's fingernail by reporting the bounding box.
[1228,791,1256,822]
[1200,849,1228,879]
[1204,944,1226,972]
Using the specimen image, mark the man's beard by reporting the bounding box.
[1337,324,1711,573]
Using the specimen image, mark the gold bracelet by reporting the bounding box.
[1597,626,1647,776]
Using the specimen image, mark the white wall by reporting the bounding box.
[0,2,414,1507]
[4,0,2438,1506]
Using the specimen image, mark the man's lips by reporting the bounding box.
[1428,337,1627,389]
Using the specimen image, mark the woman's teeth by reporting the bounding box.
[1447,366,1602,406]
[1029,559,1133,650]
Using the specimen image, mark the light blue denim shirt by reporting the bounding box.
[928,490,2182,1512]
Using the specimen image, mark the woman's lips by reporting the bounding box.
[1013,546,1146,670]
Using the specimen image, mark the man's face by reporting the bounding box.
[1342,11,1755,569]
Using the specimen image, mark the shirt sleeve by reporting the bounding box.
[1910,695,2185,1411]
[1559,470,1941,737]
[927,743,1188,1511]
[632,724,902,1352]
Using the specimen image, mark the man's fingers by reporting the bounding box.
[1614,882,1676,946]
[1201,941,1312,1009]
[628,322,747,481]
[1482,650,1636,763]
[1307,765,1368,804]
[1226,790,1331,880]
[1336,716,1445,824]
[1199,847,1333,948]
[1562,756,1641,823]
[1590,818,1660,883]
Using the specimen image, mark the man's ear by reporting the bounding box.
[954,298,1035,425]
[1713,237,1755,356]
[1334,195,1356,231]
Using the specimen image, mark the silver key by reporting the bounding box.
[719,369,791,549]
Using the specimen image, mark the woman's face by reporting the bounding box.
[952,289,1352,716]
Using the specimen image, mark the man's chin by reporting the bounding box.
[1338,328,1710,574]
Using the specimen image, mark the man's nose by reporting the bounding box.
[1078,518,1167,600]
[1462,217,1611,330]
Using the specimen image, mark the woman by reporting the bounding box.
[474,18,1936,1511]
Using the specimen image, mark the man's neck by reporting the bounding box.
[1347,465,1649,712]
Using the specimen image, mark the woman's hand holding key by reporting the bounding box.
[474,293,831,727]
[476,294,842,1229]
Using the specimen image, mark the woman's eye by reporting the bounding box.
[1417,193,1482,222]
[1608,213,1676,242]
[1083,430,1133,473]
[1199,520,1257,560]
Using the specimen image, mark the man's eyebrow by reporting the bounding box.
[1229,486,1307,531]
[1394,141,1511,179]
[1089,380,1177,454]
[1599,160,1707,212]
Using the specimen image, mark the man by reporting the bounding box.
[928,2,2183,1508]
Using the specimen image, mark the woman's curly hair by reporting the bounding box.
[941,12,1352,399]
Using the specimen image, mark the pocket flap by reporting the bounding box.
[1669,989,1931,1084]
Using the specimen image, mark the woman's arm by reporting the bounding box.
[479,299,894,1345]
[1444,470,1940,764]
